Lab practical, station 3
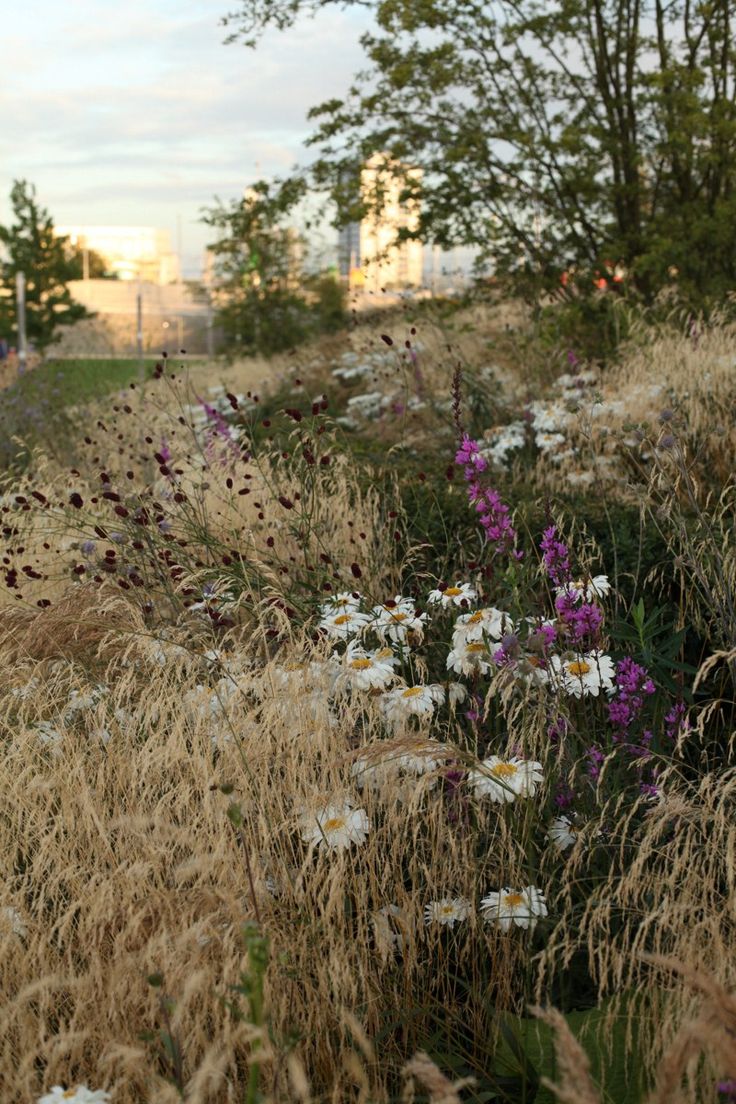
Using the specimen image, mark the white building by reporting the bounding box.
[55,225,180,285]
[338,154,423,292]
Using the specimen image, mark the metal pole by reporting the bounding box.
[15,271,27,372]
[206,304,214,359]
[136,289,143,367]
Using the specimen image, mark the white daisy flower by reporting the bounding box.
[34,721,63,755]
[549,651,615,697]
[395,740,446,775]
[263,658,339,697]
[299,801,370,851]
[546,816,579,853]
[371,597,427,645]
[511,654,551,688]
[452,607,513,649]
[184,679,239,722]
[379,684,444,728]
[555,575,611,603]
[318,591,362,619]
[144,635,190,666]
[1,905,27,938]
[535,430,567,453]
[480,886,548,931]
[351,741,444,793]
[446,640,492,677]
[424,897,472,927]
[37,1088,111,1104]
[427,582,477,608]
[64,690,97,718]
[10,677,40,701]
[469,756,543,803]
[319,607,372,640]
[334,645,398,692]
[448,681,467,707]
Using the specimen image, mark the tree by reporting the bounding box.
[203,177,345,353]
[0,180,91,356]
[223,0,736,305]
[65,244,116,281]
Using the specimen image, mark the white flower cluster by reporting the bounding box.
[37,1088,111,1104]
[423,886,548,931]
[479,421,527,468]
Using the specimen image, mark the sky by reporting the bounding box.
[0,0,370,277]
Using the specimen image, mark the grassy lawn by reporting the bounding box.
[0,359,163,470]
[13,357,158,408]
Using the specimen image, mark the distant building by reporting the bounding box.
[338,154,423,292]
[55,225,180,285]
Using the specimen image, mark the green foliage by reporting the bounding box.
[0,180,91,355]
[225,0,736,309]
[140,973,187,1098]
[532,291,635,366]
[202,179,347,355]
[491,997,649,1104]
[65,244,116,280]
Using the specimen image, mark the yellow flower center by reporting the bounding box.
[566,660,591,677]
[490,762,518,778]
[466,642,486,654]
[402,687,423,698]
[333,613,352,625]
[504,893,524,908]
[468,611,484,623]
[63,1094,78,1101]
[445,586,462,596]
[440,904,455,915]
[350,658,373,670]
[322,817,345,832]
[375,648,393,660]
[388,611,408,621]
[334,597,352,606]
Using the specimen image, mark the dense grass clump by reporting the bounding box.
[0,305,734,1102]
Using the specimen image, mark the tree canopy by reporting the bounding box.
[223,0,736,303]
[203,177,345,353]
[0,180,90,355]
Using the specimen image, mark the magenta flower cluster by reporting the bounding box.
[540,526,604,644]
[540,524,571,585]
[555,590,604,645]
[455,434,519,557]
[665,700,689,742]
[608,657,656,741]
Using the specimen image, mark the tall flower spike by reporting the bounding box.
[455,435,518,558]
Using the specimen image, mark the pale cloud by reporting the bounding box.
[0,0,370,274]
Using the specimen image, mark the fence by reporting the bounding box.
[47,279,224,359]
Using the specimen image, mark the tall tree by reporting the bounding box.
[0,180,90,356]
[223,0,736,304]
[203,177,346,354]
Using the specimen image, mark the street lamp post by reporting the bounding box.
[15,271,27,372]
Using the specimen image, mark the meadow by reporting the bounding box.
[1,297,735,1104]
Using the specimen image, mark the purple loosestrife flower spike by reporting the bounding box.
[608,657,656,743]
[454,435,518,558]
[540,525,571,585]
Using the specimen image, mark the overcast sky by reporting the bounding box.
[0,0,369,276]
